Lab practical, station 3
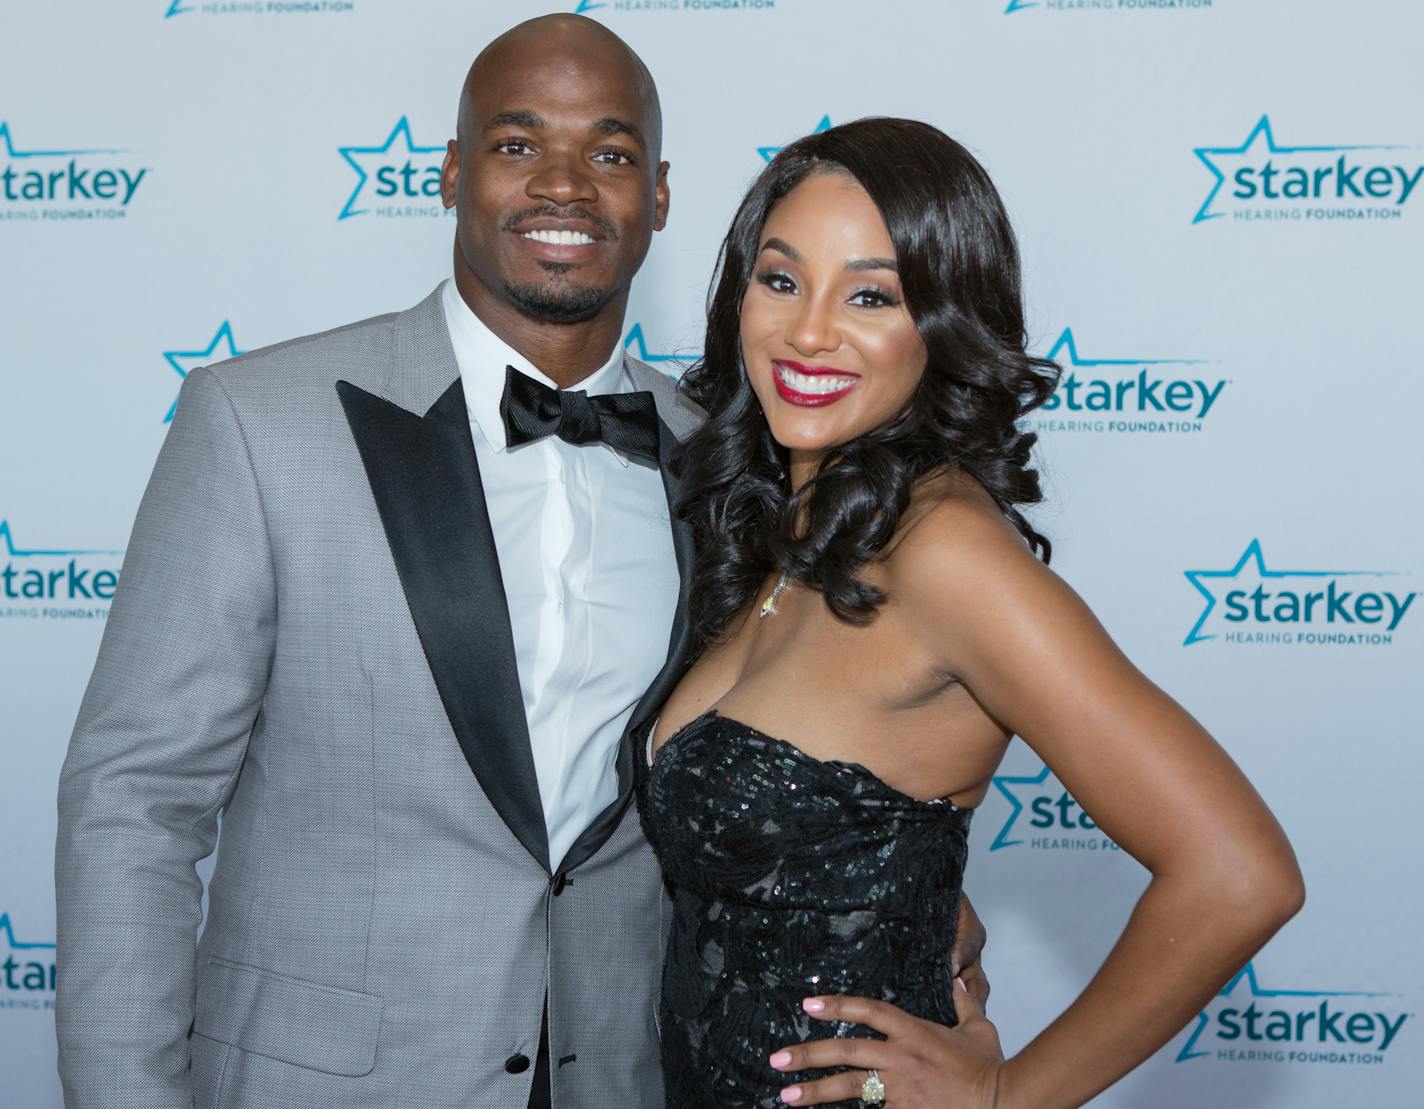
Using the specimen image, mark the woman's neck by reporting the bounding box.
[788,449,823,493]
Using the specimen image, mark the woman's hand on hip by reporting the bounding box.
[771,976,1004,1107]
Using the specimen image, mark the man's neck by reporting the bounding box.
[453,269,626,390]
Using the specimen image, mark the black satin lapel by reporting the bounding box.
[632,415,697,729]
[557,418,695,877]
[338,378,550,872]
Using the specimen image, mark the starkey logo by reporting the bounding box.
[339,117,448,221]
[1184,540,1418,648]
[758,115,831,164]
[0,520,123,622]
[164,321,244,423]
[1176,961,1410,1067]
[0,122,148,223]
[989,761,1122,855]
[575,0,780,14]
[1031,327,1225,435]
[1005,0,1214,12]
[164,0,354,17]
[0,912,56,1012]
[1194,115,1422,224]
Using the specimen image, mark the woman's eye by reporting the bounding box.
[849,288,897,308]
[756,272,797,294]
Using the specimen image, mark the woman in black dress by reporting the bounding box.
[640,118,1303,1107]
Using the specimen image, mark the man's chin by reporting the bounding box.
[504,279,613,324]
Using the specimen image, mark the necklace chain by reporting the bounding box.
[759,570,791,619]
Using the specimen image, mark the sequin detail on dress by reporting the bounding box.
[637,711,974,1108]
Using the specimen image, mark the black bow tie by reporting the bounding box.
[499,366,661,464]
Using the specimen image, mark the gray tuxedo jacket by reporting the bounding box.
[55,286,702,1108]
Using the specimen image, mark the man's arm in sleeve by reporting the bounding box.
[55,365,277,1109]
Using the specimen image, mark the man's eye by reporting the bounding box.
[755,272,796,294]
[495,139,533,155]
[594,149,635,166]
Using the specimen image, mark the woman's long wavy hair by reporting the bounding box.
[676,117,1060,649]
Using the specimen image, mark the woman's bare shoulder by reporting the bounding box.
[886,469,1042,587]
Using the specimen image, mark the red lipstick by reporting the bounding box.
[770,359,861,408]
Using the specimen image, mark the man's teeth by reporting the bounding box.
[776,365,858,395]
[522,229,596,246]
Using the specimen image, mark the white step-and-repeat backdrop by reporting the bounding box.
[2,2,1420,1106]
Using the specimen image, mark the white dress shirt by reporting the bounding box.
[440,279,681,870]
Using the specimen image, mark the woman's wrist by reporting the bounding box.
[981,1055,1019,1109]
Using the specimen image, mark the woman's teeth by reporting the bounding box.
[776,365,858,394]
[522,229,596,245]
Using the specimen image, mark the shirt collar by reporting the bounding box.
[440,278,628,454]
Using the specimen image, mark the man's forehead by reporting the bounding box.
[473,74,652,141]
[461,28,660,150]
[475,47,647,103]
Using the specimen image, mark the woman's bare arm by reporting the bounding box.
[893,496,1304,1108]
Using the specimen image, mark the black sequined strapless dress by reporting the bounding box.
[638,711,974,1108]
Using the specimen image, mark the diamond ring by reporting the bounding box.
[860,1068,886,1105]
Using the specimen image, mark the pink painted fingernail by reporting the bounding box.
[769,1050,793,1069]
[781,1086,804,1104]
[802,997,825,1014]
[955,975,966,990]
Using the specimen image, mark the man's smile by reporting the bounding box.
[523,228,597,245]
[510,214,610,263]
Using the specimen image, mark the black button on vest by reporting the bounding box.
[505,1053,530,1074]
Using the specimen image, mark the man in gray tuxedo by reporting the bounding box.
[55,13,984,1108]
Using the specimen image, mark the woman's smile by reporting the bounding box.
[771,359,862,406]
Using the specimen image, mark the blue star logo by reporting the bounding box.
[0,520,122,559]
[0,121,124,161]
[1044,326,1206,369]
[988,763,1052,850]
[163,321,244,423]
[0,912,56,953]
[623,322,697,370]
[1182,539,1395,646]
[338,117,444,221]
[1176,962,1385,1062]
[1192,115,1400,224]
[164,0,194,16]
[758,115,832,164]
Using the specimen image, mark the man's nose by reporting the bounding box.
[527,149,598,207]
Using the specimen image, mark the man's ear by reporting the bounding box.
[653,160,671,232]
[440,140,461,210]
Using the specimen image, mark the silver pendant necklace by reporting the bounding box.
[759,570,791,619]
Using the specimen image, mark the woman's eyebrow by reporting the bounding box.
[759,239,897,274]
[845,257,898,273]
[760,237,802,263]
